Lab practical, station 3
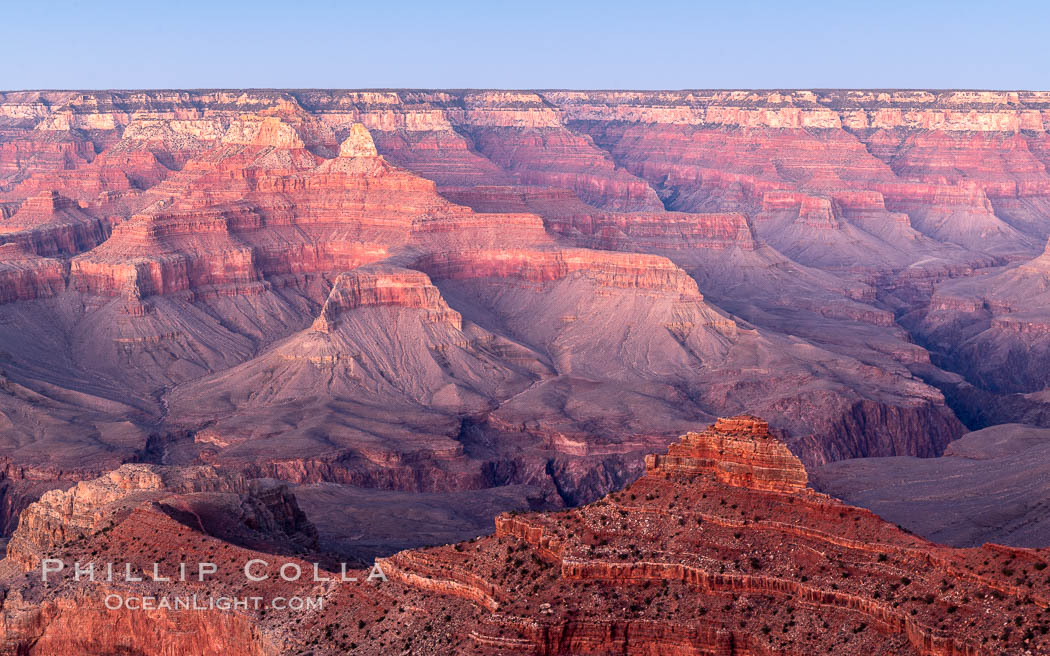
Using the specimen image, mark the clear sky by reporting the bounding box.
[3,0,1047,90]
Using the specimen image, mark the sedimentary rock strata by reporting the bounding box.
[2,417,1046,655]
[910,239,1050,393]
[2,88,1050,556]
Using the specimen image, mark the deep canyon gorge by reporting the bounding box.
[1,89,1050,653]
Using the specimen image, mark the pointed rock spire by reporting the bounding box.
[645,415,808,492]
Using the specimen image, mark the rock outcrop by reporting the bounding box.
[0,191,113,257]
[0,244,65,303]
[5,463,318,571]
[645,415,808,492]
[369,416,1049,655]
[309,264,459,332]
[0,462,320,656]
[3,417,1045,655]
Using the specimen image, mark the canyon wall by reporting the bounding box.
[2,89,1050,557]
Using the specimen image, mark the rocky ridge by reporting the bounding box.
[0,416,1046,655]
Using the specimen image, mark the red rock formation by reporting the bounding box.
[0,594,276,656]
[571,119,1023,266]
[6,462,317,571]
[371,128,515,187]
[64,120,551,302]
[310,265,460,333]
[0,462,322,655]
[0,191,113,257]
[416,246,707,293]
[3,416,1044,655]
[0,138,92,182]
[646,416,808,492]
[441,185,758,251]
[861,130,1050,239]
[458,125,664,211]
[0,243,65,303]
[423,417,1048,655]
[2,88,1049,562]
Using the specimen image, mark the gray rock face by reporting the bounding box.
[812,423,1050,547]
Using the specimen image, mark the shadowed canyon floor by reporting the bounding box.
[812,423,1050,548]
[2,90,1050,603]
[1,417,1047,655]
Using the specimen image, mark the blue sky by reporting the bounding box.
[2,0,1046,90]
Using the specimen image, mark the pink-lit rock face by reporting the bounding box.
[0,191,113,257]
[0,243,67,303]
[0,89,988,480]
[1,92,1050,629]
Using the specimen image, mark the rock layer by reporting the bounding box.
[3,89,1050,561]
[2,417,1046,655]
[645,415,808,492]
